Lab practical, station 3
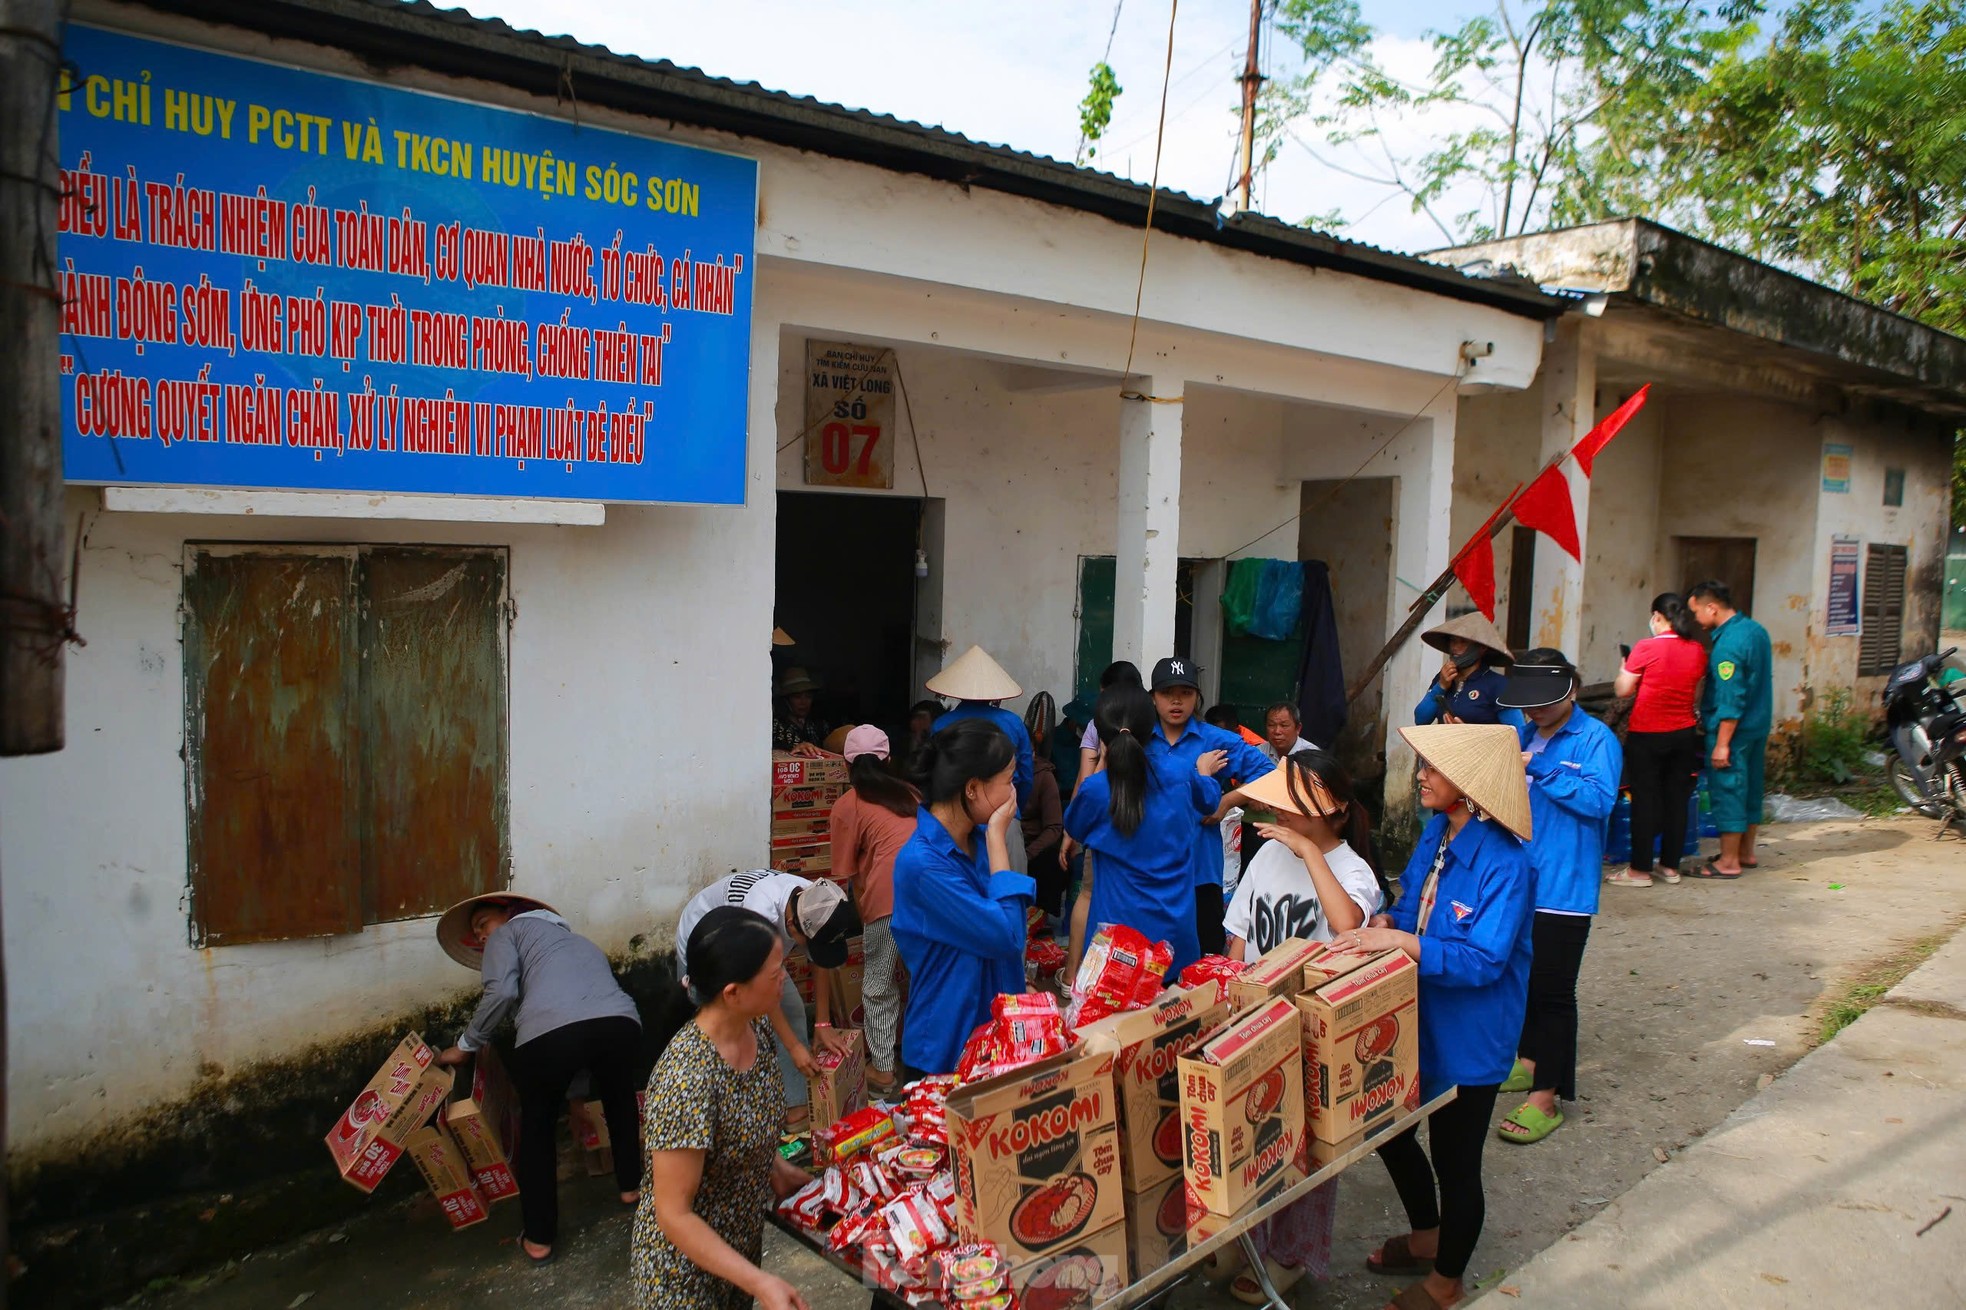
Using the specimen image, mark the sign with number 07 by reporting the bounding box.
[804,340,896,489]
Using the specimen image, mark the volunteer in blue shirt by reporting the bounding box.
[1341,722,1534,1310]
[1064,684,1224,975]
[1687,580,1774,878]
[891,717,1032,1077]
[1492,649,1620,1146]
[927,645,1036,875]
[1144,657,1275,957]
[1413,611,1524,730]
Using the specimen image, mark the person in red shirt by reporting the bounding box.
[1609,593,1708,887]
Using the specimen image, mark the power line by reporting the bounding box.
[1119,0,1181,392]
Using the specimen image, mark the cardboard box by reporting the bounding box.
[771,841,832,876]
[1177,996,1304,1216]
[787,950,817,1007]
[770,785,834,816]
[1296,947,1420,1145]
[946,1046,1124,1268]
[1226,937,1325,1013]
[443,1045,520,1202]
[827,935,867,1030]
[568,1097,614,1176]
[771,812,832,840]
[403,1123,491,1230]
[324,1033,453,1193]
[772,751,849,790]
[1125,1170,1201,1273]
[1009,1219,1129,1306]
[1075,984,1230,1193]
[810,1028,867,1130]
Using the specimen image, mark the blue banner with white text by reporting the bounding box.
[58,26,756,504]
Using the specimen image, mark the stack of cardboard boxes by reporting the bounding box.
[770,751,848,879]
[325,1034,522,1231]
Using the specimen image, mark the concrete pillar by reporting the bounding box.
[1532,319,1595,659]
[1114,379,1184,668]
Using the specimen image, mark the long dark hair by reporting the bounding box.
[1282,748,1381,884]
[1024,691,1057,751]
[650,905,782,1060]
[908,717,1015,805]
[850,751,918,819]
[1094,685,1158,837]
[1099,661,1143,690]
[1650,591,1704,644]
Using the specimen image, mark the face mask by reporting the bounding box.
[1451,647,1485,673]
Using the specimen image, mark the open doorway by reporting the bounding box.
[774,491,924,741]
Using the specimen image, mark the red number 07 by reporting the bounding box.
[820,422,881,475]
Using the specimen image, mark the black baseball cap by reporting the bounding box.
[1150,657,1202,691]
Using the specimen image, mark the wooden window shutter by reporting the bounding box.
[1858,545,1907,676]
[184,550,361,945]
[359,548,509,922]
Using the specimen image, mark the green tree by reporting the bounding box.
[1077,60,1125,165]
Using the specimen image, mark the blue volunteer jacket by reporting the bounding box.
[1145,719,1274,888]
[1064,756,1220,976]
[1387,812,1536,1100]
[1516,709,1622,915]
[934,702,1035,812]
[891,807,1034,1075]
[1414,666,1526,730]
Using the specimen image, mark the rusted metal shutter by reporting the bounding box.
[1859,544,1908,675]
[184,549,362,945]
[359,548,509,922]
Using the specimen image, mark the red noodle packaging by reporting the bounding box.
[1066,926,1173,1028]
[1177,954,1248,1007]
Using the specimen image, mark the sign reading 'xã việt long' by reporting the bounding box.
[57,26,757,505]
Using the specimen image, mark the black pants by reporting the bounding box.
[1195,882,1226,957]
[511,1015,643,1246]
[1625,727,1702,872]
[1375,1083,1501,1280]
[1519,912,1592,1100]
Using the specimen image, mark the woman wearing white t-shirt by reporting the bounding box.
[1218,749,1385,1304]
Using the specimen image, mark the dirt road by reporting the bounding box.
[131,815,1965,1309]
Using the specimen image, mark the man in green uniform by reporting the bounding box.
[1688,580,1773,878]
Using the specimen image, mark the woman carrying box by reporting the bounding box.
[1337,723,1536,1310]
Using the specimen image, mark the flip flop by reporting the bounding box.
[1499,1058,1533,1094]
[1655,866,1684,884]
[522,1242,556,1267]
[1498,1102,1564,1143]
[1365,1233,1434,1276]
[1686,859,1740,880]
[1604,869,1654,887]
[1388,1282,1452,1310]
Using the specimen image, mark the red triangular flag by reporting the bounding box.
[1453,532,1497,620]
[1571,384,1650,478]
[1512,465,1581,561]
[1448,487,1517,621]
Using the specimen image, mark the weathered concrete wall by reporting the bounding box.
[1805,409,1956,712]
[1451,380,1544,620]
[1653,392,1823,727]
[1580,392,1666,680]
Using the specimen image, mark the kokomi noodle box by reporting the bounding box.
[1074,984,1229,1193]
[1176,996,1304,1216]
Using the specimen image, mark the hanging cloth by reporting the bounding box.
[1248,560,1305,641]
[1221,558,1265,637]
[1293,560,1348,748]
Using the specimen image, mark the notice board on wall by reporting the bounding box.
[1826,535,1861,636]
[803,340,896,490]
[57,26,757,504]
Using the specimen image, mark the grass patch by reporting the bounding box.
[1814,926,1958,1044]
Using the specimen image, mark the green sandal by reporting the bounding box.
[1499,1059,1533,1094]
[1498,1102,1564,1143]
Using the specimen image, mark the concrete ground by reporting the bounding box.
[126,814,1966,1309]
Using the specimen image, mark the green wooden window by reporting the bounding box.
[183,546,509,946]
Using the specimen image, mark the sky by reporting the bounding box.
[456,0,1499,255]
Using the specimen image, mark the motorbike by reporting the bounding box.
[1882,646,1966,820]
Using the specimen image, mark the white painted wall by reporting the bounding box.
[1580,392,1666,680]
[9,3,1544,1153]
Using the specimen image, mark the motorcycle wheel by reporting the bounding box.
[1887,756,1947,818]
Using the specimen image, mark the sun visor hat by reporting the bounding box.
[792,878,859,967]
[1496,663,1578,709]
[1150,657,1201,691]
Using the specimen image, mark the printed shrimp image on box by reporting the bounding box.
[945,1047,1124,1267]
[1176,996,1304,1216]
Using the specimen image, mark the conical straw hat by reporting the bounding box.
[772,626,795,647]
[1421,611,1513,662]
[925,645,1021,701]
[1239,762,1338,819]
[1398,723,1532,841]
[435,892,557,970]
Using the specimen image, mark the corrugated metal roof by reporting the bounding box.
[123,0,1564,319]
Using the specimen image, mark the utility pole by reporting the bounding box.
[1231,0,1266,213]
[1,3,70,1302]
